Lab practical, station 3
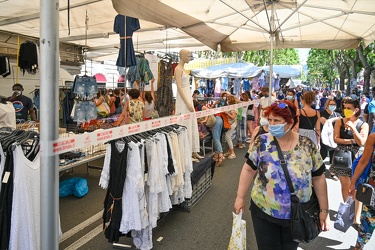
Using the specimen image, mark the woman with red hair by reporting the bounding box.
[234,100,330,249]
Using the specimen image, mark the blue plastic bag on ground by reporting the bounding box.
[73,178,89,198]
[59,177,89,198]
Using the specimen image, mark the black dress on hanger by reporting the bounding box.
[102,140,129,243]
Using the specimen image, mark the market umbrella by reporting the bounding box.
[112,0,375,90]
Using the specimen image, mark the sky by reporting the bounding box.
[297,48,310,64]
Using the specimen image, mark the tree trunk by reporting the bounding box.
[357,45,371,94]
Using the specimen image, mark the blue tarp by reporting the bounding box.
[190,62,301,79]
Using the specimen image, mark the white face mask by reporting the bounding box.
[260,117,269,126]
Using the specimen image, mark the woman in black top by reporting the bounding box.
[332,99,369,226]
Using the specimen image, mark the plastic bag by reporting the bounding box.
[228,210,246,250]
[59,177,89,198]
[334,196,355,232]
[321,120,337,150]
[352,153,373,189]
[74,178,89,198]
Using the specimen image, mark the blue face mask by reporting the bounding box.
[286,95,293,100]
[328,105,336,111]
[268,122,290,138]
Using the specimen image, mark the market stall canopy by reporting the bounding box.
[191,62,300,79]
[191,62,261,78]
[261,65,302,78]
[0,0,210,62]
[112,0,375,52]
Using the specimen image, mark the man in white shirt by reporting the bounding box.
[259,87,276,111]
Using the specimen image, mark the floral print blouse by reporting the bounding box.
[128,99,144,123]
[246,133,324,220]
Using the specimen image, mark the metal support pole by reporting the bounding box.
[40,0,59,249]
[123,15,127,106]
[269,2,275,93]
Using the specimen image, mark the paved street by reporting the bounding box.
[58,147,375,250]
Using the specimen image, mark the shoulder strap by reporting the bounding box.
[356,120,364,132]
[273,138,295,194]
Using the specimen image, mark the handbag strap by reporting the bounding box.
[301,109,318,136]
[273,138,296,194]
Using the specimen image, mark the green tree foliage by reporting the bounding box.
[197,49,300,66]
[306,42,375,93]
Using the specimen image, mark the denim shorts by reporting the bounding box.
[74,101,97,123]
[73,76,98,99]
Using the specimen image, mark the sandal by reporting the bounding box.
[238,144,246,149]
[227,154,236,159]
[216,154,225,166]
[224,152,231,157]
[213,154,219,162]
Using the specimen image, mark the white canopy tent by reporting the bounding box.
[112,0,375,51]
[1,1,375,249]
[190,62,301,79]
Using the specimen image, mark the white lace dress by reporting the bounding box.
[175,70,200,153]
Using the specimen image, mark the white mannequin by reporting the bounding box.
[174,49,202,161]
[174,49,194,112]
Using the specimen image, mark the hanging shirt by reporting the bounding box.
[9,145,41,250]
[8,95,33,121]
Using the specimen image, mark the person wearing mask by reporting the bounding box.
[223,95,238,159]
[234,100,330,249]
[319,98,341,180]
[235,92,249,148]
[297,91,321,148]
[284,89,299,110]
[332,99,368,228]
[7,83,38,122]
[349,133,375,250]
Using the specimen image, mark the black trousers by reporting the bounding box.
[251,212,299,250]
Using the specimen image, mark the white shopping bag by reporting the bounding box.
[334,196,355,232]
[228,210,246,250]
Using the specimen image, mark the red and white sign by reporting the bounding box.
[97,130,113,142]
[53,138,75,153]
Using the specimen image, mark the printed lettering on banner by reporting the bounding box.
[183,113,191,120]
[196,111,203,119]
[127,124,141,134]
[53,138,76,153]
[220,107,224,112]
[97,130,113,142]
[152,119,161,128]
[119,126,125,137]
[170,116,178,124]
[84,134,92,146]
[143,120,150,131]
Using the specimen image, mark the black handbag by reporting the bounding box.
[356,182,375,207]
[274,139,322,243]
[332,148,352,169]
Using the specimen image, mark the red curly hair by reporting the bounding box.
[263,100,298,128]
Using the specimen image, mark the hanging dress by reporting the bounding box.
[156,59,174,117]
[102,141,128,243]
[113,15,140,67]
[175,71,200,153]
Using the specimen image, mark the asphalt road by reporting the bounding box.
[58,147,375,250]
